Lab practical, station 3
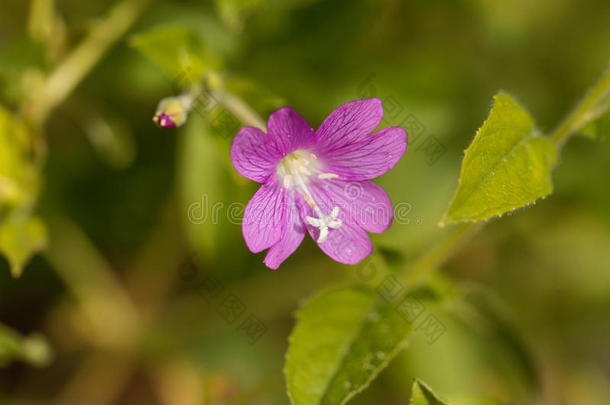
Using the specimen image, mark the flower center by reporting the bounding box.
[276,149,342,243]
[277,150,318,190]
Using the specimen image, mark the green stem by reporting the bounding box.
[551,67,610,148]
[210,88,267,130]
[28,0,151,124]
[402,223,481,287]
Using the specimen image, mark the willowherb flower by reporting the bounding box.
[231,98,407,269]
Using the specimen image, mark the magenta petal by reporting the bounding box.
[267,107,316,154]
[231,126,282,183]
[301,181,373,265]
[315,98,384,152]
[315,218,373,265]
[351,181,394,233]
[320,126,407,181]
[322,180,394,234]
[242,179,286,253]
[264,191,306,269]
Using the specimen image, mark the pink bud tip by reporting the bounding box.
[155,111,176,129]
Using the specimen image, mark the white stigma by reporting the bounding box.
[306,206,342,243]
[277,149,342,243]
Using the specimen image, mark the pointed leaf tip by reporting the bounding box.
[441,92,556,225]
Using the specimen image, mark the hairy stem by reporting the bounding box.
[551,67,610,148]
[28,0,151,124]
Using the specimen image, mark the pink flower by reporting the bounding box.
[231,98,407,269]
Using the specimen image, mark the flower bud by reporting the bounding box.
[153,96,191,128]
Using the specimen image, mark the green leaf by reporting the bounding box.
[0,323,52,367]
[0,214,47,277]
[130,25,221,84]
[0,101,45,278]
[409,379,449,405]
[407,379,506,405]
[441,92,557,225]
[0,106,39,211]
[285,284,443,405]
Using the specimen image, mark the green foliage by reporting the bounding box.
[0,323,52,367]
[2,0,610,403]
[130,25,222,84]
[408,379,506,405]
[0,106,45,277]
[285,284,444,405]
[0,106,39,211]
[0,214,46,278]
[441,93,557,225]
[409,379,449,405]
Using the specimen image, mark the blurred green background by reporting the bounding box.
[1,0,609,404]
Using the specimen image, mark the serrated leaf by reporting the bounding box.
[441,92,556,225]
[0,214,47,277]
[409,379,449,405]
[130,25,221,84]
[285,284,443,405]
